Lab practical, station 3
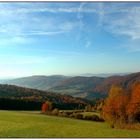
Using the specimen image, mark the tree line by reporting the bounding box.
[0,97,86,110]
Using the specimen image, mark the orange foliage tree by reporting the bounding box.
[41,102,49,113]
[126,82,140,122]
[41,101,53,113]
[102,82,140,127]
[102,85,129,127]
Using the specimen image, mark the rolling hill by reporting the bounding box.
[50,76,105,98]
[0,84,90,110]
[3,72,140,99]
[51,72,140,99]
[4,75,68,90]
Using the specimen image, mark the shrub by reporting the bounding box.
[74,110,83,113]
[84,115,92,120]
[91,115,100,121]
[84,114,100,121]
[58,112,63,117]
[62,112,69,117]
[58,112,68,117]
[69,113,76,118]
[99,117,105,122]
[51,108,59,116]
[65,111,73,116]
[74,113,83,119]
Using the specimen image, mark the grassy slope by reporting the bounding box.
[0,110,140,138]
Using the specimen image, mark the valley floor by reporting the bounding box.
[0,110,139,138]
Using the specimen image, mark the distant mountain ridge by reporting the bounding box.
[3,72,140,99]
[75,73,129,77]
[4,75,68,90]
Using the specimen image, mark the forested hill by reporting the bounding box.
[0,84,90,110]
[3,72,140,99]
[50,72,140,99]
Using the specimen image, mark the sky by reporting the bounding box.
[0,2,140,78]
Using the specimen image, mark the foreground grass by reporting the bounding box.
[0,110,140,138]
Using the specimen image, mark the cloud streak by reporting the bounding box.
[98,3,140,40]
[85,41,91,48]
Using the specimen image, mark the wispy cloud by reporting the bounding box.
[90,3,140,52]
[0,17,75,36]
[18,31,68,36]
[77,3,87,29]
[0,3,83,44]
[104,13,140,40]
[0,37,31,47]
[85,41,91,48]
[0,3,100,14]
[1,2,140,52]
[121,40,140,52]
[99,3,140,40]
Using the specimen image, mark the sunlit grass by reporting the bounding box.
[0,110,139,138]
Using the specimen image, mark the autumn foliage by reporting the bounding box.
[102,82,140,127]
[42,102,49,113]
[126,83,140,122]
[41,101,53,113]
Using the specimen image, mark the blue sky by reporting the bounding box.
[0,2,140,78]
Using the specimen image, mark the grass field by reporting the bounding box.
[0,110,140,138]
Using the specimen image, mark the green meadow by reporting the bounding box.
[0,110,139,138]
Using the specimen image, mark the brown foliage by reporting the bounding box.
[126,83,140,122]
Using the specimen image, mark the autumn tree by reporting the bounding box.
[102,85,129,127]
[46,101,53,111]
[41,102,49,113]
[126,82,140,123]
[41,101,53,113]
